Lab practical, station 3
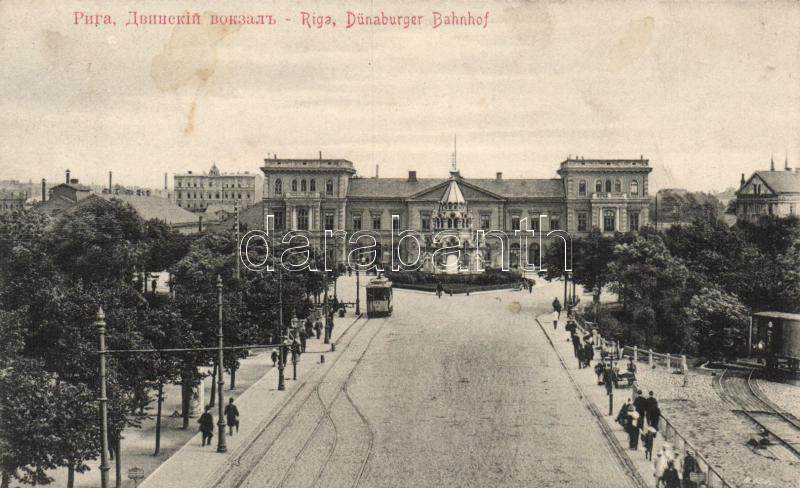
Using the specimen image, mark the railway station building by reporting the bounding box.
[259,155,652,270]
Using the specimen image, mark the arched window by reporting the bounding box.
[605,180,612,193]
[326,179,333,194]
[447,218,453,229]
[301,179,307,192]
[291,179,297,191]
[603,209,616,232]
[275,178,282,195]
[579,180,587,196]
[310,179,316,191]
[614,179,621,193]
[595,179,602,193]
[630,180,639,195]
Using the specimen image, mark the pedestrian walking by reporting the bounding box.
[642,426,657,460]
[646,391,660,429]
[662,461,681,488]
[627,408,640,450]
[583,342,594,367]
[436,282,443,299]
[299,328,307,353]
[552,310,559,330]
[594,360,605,385]
[527,280,533,293]
[653,450,668,487]
[616,399,632,426]
[224,398,240,436]
[198,406,214,446]
[633,389,647,430]
[571,332,581,358]
[271,348,279,366]
[314,320,322,340]
[552,297,562,318]
[683,449,700,487]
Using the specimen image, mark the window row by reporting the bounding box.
[274,178,335,195]
[177,181,249,188]
[577,179,639,196]
[177,192,249,199]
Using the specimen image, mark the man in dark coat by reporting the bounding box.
[224,398,240,436]
[646,391,660,430]
[571,332,581,358]
[552,297,562,318]
[436,282,443,299]
[314,320,322,340]
[633,389,647,430]
[299,328,307,353]
[583,342,594,367]
[198,406,214,446]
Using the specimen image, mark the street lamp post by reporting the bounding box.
[216,276,227,453]
[277,267,285,391]
[355,268,361,316]
[96,308,111,488]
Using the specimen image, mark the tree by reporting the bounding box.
[684,286,749,357]
[541,228,616,301]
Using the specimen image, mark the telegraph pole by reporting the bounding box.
[234,202,240,280]
[96,308,111,488]
[216,276,227,453]
[278,266,285,391]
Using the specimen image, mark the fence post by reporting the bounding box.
[667,354,671,370]
[648,348,653,367]
[633,345,638,362]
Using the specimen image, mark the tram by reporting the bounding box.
[751,311,800,371]
[366,277,393,318]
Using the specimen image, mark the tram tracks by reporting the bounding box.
[716,368,800,460]
[211,315,384,488]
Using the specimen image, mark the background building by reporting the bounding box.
[174,164,261,212]
[733,157,800,222]
[261,155,652,270]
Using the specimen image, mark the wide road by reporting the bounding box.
[214,278,636,487]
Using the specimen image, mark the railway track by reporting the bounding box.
[716,368,800,459]
[208,315,384,488]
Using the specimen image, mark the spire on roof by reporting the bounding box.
[770,155,775,171]
[440,179,466,205]
[451,134,457,172]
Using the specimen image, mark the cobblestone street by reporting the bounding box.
[200,276,638,487]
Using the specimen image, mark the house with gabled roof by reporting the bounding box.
[733,157,800,222]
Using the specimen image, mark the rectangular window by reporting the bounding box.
[298,209,309,230]
[324,212,334,230]
[421,215,430,230]
[629,212,639,231]
[577,212,588,232]
[550,215,561,231]
[274,211,284,231]
[392,217,400,231]
[352,215,361,230]
[511,216,520,231]
[603,210,616,232]
[373,216,381,230]
[480,214,490,230]
[531,217,540,232]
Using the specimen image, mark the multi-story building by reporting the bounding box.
[0,189,28,213]
[733,158,800,222]
[174,164,260,212]
[259,155,652,271]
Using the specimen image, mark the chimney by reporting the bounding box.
[41,178,46,202]
[164,172,168,190]
[408,171,417,182]
[786,155,791,171]
[496,172,503,181]
[65,169,71,184]
[319,150,322,160]
[108,171,112,193]
[770,156,775,171]
[375,164,379,178]
[740,173,745,188]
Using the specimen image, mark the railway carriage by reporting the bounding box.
[751,311,800,371]
[366,277,393,318]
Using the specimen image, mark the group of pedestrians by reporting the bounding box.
[198,397,241,447]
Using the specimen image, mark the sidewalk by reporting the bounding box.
[536,312,665,488]
[139,312,363,488]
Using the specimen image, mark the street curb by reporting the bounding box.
[535,317,649,488]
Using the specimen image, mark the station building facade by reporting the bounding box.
[260,156,652,270]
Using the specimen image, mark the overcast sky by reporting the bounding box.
[1,0,798,192]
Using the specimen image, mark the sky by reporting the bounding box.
[1,0,799,193]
